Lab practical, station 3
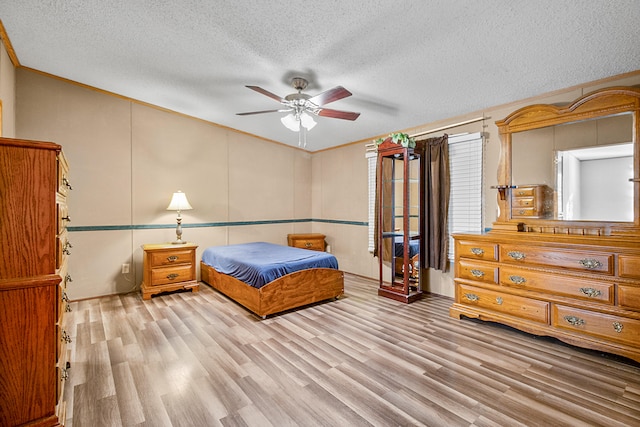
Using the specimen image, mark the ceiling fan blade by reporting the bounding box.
[308,86,352,106]
[317,108,360,121]
[245,85,285,102]
[236,109,290,116]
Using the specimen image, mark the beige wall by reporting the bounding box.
[0,41,16,137]
[12,65,640,300]
[15,70,313,299]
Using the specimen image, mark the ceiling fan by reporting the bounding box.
[237,77,360,147]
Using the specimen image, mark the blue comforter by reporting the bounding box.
[201,242,339,289]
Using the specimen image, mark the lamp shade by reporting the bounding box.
[167,191,193,211]
[300,112,317,130]
[280,113,300,132]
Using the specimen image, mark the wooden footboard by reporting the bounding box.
[200,261,344,318]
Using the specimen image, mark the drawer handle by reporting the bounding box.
[509,275,526,285]
[167,273,179,280]
[507,251,525,261]
[612,322,624,333]
[518,209,525,215]
[61,329,72,344]
[61,291,69,302]
[578,258,602,269]
[305,242,312,248]
[579,287,602,298]
[65,303,72,313]
[563,315,585,326]
[464,293,479,302]
[62,215,71,222]
[63,177,73,190]
[167,255,179,262]
[470,269,485,278]
[496,297,503,305]
[61,368,69,381]
[65,274,73,284]
[63,241,73,255]
[470,247,484,256]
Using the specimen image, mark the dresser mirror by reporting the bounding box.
[494,87,640,235]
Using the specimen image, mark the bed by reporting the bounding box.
[200,242,344,318]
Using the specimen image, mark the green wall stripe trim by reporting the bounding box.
[67,218,368,232]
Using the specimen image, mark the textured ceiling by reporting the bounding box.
[1,1,639,151]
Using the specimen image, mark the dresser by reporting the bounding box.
[451,232,640,362]
[0,137,71,426]
[510,184,552,219]
[141,243,198,299]
[287,233,326,251]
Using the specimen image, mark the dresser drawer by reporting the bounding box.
[512,197,534,207]
[553,305,640,347]
[457,259,498,284]
[618,285,640,311]
[499,266,614,304]
[151,264,194,286]
[57,151,70,197]
[500,244,613,275]
[512,207,538,217]
[619,255,640,279]
[149,249,194,267]
[512,187,536,197]
[457,284,549,323]
[456,240,498,261]
[287,233,326,251]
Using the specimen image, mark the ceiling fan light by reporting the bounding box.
[281,113,300,132]
[300,112,317,130]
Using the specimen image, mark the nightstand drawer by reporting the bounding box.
[151,264,194,286]
[287,233,326,251]
[149,249,193,267]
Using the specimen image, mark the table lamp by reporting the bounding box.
[166,190,193,244]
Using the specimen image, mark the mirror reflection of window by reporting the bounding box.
[556,143,633,221]
[512,112,634,222]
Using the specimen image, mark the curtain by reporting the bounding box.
[421,135,450,271]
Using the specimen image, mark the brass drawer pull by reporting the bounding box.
[578,258,602,269]
[470,269,485,278]
[579,287,601,298]
[305,242,313,248]
[61,368,69,381]
[167,255,179,262]
[496,297,503,305]
[61,329,72,344]
[65,274,73,284]
[61,291,69,302]
[470,247,484,256]
[464,293,479,302]
[63,241,72,255]
[65,304,72,312]
[62,177,73,190]
[62,215,71,222]
[612,322,624,333]
[507,250,525,261]
[563,315,585,326]
[167,273,179,280]
[509,275,526,285]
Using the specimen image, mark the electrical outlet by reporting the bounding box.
[121,263,130,274]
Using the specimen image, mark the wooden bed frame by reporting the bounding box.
[200,261,344,318]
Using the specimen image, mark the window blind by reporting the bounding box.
[448,132,484,260]
[366,149,377,253]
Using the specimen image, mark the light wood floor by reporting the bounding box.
[63,274,640,426]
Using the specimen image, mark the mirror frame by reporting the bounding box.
[492,86,640,236]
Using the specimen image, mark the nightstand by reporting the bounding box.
[141,243,198,299]
[287,233,326,251]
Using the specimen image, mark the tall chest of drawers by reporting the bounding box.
[451,232,640,363]
[0,137,71,426]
